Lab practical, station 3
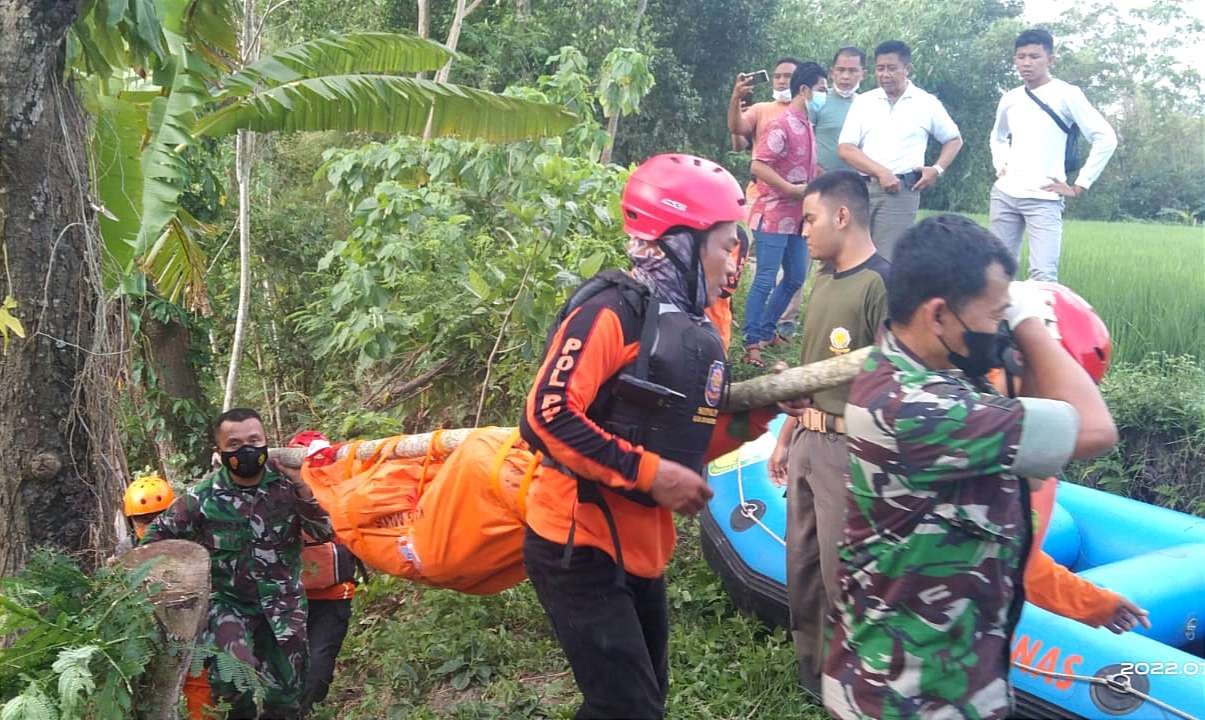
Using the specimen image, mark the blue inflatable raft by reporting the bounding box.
[700,415,1205,720]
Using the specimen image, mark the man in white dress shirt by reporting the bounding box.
[837,40,963,261]
[989,28,1117,282]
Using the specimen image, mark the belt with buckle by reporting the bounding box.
[864,171,922,187]
[798,407,846,434]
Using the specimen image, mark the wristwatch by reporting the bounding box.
[931,164,945,177]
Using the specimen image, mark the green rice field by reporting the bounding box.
[1020,218,1204,365]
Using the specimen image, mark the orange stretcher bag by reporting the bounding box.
[302,427,541,595]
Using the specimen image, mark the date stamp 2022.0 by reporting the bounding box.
[1119,662,1205,676]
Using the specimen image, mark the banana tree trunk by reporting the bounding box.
[143,316,212,476]
[270,347,871,467]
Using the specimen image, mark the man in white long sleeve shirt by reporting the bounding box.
[989,28,1117,281]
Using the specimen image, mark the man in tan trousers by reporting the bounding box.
[768,171,889,695]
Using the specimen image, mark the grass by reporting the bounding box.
[931,214,1205,366]
[317,525,827,719]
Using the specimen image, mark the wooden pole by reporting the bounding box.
[269,348,870,468]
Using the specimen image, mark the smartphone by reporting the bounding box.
[743,69,770,85]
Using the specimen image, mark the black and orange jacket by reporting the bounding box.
[521,281,773,579]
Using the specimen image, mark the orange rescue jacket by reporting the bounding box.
[521,285,772,579]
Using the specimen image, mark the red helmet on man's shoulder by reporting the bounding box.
[621,154,747,241]
[1034,282,1112,384]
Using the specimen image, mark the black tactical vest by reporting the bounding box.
[528,271,728,578]
[589,298,728,477]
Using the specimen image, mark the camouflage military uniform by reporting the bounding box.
[143,467,334,718]
[823,330,1079,720]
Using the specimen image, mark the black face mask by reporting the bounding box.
[221,444,268,479]
[939,311,1009,378]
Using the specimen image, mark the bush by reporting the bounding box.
[1069,354,1205,514]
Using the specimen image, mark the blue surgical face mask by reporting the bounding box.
[808,91,827,114]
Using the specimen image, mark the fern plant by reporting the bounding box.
[0,551,161,718]
[0,550,266,719]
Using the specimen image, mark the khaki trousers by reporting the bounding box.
[786,426,849,693]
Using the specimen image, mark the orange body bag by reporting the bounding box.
[302,427,541,595]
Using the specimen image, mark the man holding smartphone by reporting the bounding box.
[728,57,803,156]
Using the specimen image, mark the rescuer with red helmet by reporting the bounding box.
[520,153,774,718]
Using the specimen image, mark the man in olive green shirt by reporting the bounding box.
[768,170,888,694]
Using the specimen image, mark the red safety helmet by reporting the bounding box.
[1035,282,1112,384]
[288,430,329,449]
[621,154,747,241]
[287,430,337,467]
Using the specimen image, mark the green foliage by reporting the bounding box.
[51,646,99,718]
[597,47,656,119]
[1,683,56,720]
[187,645,266,711]
[1069,354,1205,514]
[0,552,161,718]
[68,0,171,79]
[614,0,781,163]
[301,134,625,423]
[216,32,454,101]
[193,74,576,142]
[72,4,581,309]
[315,527,826,719]
[294,49,634,425]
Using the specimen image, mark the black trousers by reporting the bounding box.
[523,528,669,720]
[300,598,352,716]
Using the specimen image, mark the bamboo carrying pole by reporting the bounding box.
[269,346,871,468]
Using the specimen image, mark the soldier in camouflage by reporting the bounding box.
[823,216,1118,719]
[143,408,334,719]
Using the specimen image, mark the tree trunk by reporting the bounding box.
[260,277,285,436]
[422,0,483,138]
[433,0,483,84]
[222,0,260,411]
[416,0,429,39]
[0,0,123,574]
[119,540,210,720]
[223,128,253,410]
[142,316,212,476]
[415,0,431,81]
[599,114,620,164]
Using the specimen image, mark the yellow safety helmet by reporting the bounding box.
[123,475,175,517]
